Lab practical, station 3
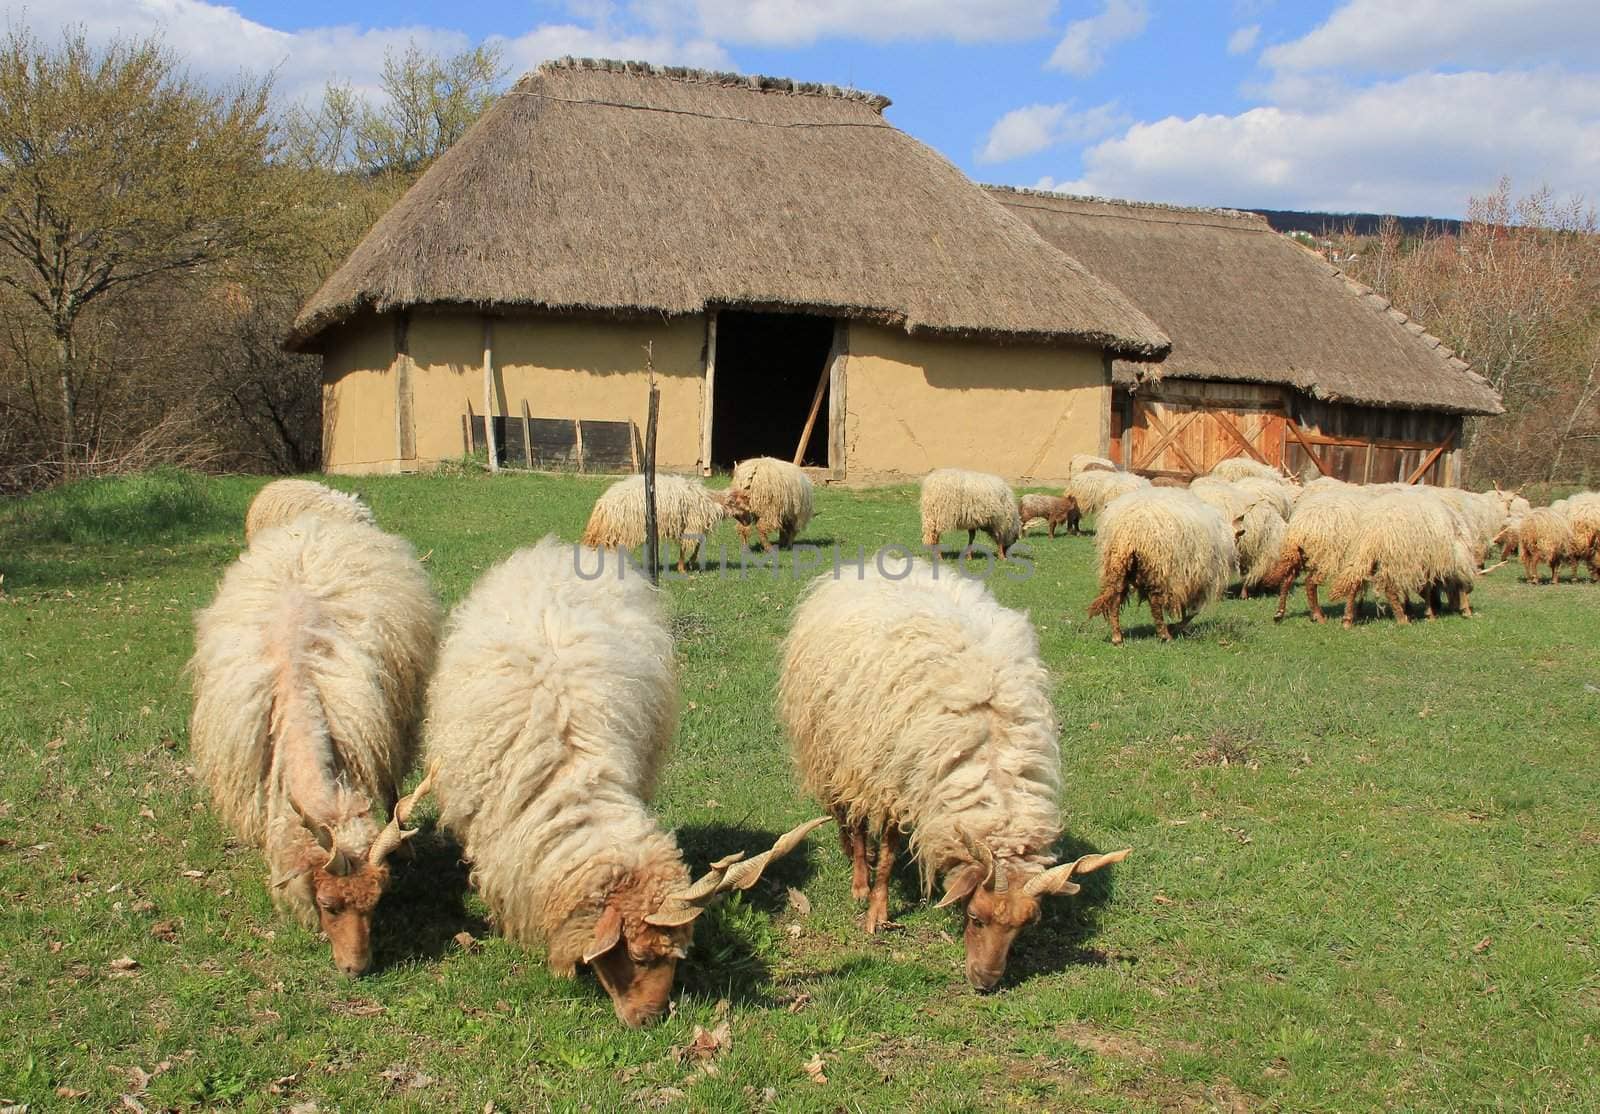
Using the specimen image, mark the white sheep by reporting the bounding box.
[244,478,374,542]
[780,560,1128,990]
[1267,490,1367,622]
[188,515,440,975]
[920,468,1022,558]
[1331,490,1479,624]
[1207,457,1286,484]
[727,456,814,549]
[1064,468,1151,518]
[1087,488,1239,644]
[581,473,729,573]
[424,537,824,1027]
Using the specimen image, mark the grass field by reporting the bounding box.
[2,468,1597,1112]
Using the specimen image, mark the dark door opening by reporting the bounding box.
[711,310,834,470]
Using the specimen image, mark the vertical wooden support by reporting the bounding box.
[482,318,498,472]
[573,419,585,472]
[794,360,830,466]
[521,399,533,470]
[393,312,415,465]
[1098,353,1114,458]
[643,358,661,586]
[827,319,849,480]
[462,410,472,455]
[700,312,718,476]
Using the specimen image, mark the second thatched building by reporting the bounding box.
[289,59,1167,482]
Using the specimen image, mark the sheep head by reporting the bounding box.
[584,817,829,1027]
[937,830,1129,991]
[282,764,436,977]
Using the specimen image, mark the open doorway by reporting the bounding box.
[710,310,834,470]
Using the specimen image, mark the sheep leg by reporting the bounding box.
[1424,587,1441,620]
[1341,587,1358,629]
[963,528,977,557]
[1452,586,1474,618]
[1521,550,1539,583]
[1151,600,1172,642]
[1305,578,1326,623]
[865,825,899,934]
[735,521,751,549]
[1273,556,1302,622]
[834,808,871,902]
[1384,587,1410,624]
[1550,559,1561,585]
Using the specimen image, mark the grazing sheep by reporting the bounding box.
[1302,475,1359,499]
[244,478,374,542]
[1065,468,1151,518]
[1237,501,1289,599]
[1432,488,1506,567]
[1331,491,1478,625]
[1267,491,1367,622]
[1499,507,1576,584]
[425,538,823,1027]
[1491,482,1533,520]
[1207,457,1286,484]
[1549,492,1600,580]
[1069,453,1117,476]
[1188,476,1250,522]
[920,469,1022,558]
[1231,476,1298,520]
[189,516,441,975]
[1018,493,1080,537]
[780,559,1129,990]
[727,457,814,549]
[1087,488,1239,644]
[581,474,729,573]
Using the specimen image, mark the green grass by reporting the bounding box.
[2,470,1598,1111]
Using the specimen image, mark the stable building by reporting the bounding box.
[989,189,1504,484]
[289,59,1168,482]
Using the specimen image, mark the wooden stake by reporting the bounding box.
[794,358,830,466]
[643,342,661,586]
[521,399,534,470]
[482,318,498,473]
[700,313,717,476]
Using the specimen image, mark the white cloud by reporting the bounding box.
[1226,24,1260,55]
[1263,0,1600,74]
[1050,69,1600,214]
[1047,0,1149,77]
[977,100,1127,163]
[494,25,731,76]
[628,0,1056,47]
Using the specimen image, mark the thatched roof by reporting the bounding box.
[988,188,1503,416]
[289,59,1168,357]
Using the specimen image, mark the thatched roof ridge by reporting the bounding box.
[289,61,1168,357]
[989,189,1502,415]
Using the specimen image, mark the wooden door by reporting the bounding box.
[1126,397,1285,479]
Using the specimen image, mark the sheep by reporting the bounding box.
[1086,488,1239,645]
[920,468,1022,558]
[1207,457,1287,484]
[1498,507,1576,584]
[424,537,824,1027]
[1432,488,1506,567]
[1069,452,1117,476]
[1237,501,1289,599]
[727,456,814,549]
[1330,490,1479,625]
[1559,492,1600,580]
[244,478,374,542]
[1231,476,1299,520]
[581,473,729,573]
[1018,493,1080,537]
[188,515,441,976]
[1491,482,1532,520]
[1065,468,1151,518]
[1266,490,1367,622]
[779,559,1129,990]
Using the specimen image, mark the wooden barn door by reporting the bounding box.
[1126,395,1285,479]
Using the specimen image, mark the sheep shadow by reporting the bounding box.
[371,827,487,970]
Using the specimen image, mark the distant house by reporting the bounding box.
[989,189,1503,485]
[289,59,1167,483]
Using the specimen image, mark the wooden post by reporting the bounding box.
[827,319,849,479]
[521,399,534,470]
[794,360,830,466]
[393,312,415,465]
[643,344,661,586]
[700,313,717,476]
[482,318,498,473]
[462,410,472,456]
[573,419,585,472]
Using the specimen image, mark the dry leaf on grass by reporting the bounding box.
[288,1104,319,1114]
[138,807,155,821]
[1152,894,1174,906]
[785,992,813,1014]
[55,1087,87,1099]
[333,999,386,1017]
[120,1095,146,1113]
[453,931,479,953]
[107,956,140,973]
[676,1021,732,1069]
[150,921,177,942]
[787,887,811,916]
[267,1074,299,1094]
[379,1066,433,1091]
[180,870,206,879]
[803,1053,828,1084]
[1473,936,1493,954]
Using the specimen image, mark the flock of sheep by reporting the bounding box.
[188,471,1126,1028]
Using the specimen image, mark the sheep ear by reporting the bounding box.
[581,905,624,965]
[936,866,983,909]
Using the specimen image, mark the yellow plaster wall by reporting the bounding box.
[842,324,1109,485]
[321,320,400,474]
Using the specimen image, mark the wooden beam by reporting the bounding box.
[1211,409,1268,463]
[1285,420,1334,477]
[1136,404,1203,476]
[1407,428,1455,484]
[521,399,533,471]
[573,418,585,473]
[393,312,415,464]
[700,313,717,476]
[794,356,830,466]
[827,319,848,480]
[462,409,472,456]
[482,318,498,473]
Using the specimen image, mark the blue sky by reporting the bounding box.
[13,1,1600,217]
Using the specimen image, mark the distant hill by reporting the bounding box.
[1246,209,1464,238]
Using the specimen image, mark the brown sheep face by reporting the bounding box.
[958,880,1041,992]
[582,905,692,1027]
[310,861,389,977]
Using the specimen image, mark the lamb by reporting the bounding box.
[188,515,441,976]
[726,456,814,549]
[1018,493,1080,537]
[1331,490,1479,625]
[1207,457,1287,484]
[1267,490,1367,622]
[581,473,729,573]
[779,559,1129,990]
[1498,506,1576,584]
[1086,488,1239,645]
[1065,468,1151,518]
[244,478,374,542]
[423,537,824,1027]
[920,468,1022,558]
